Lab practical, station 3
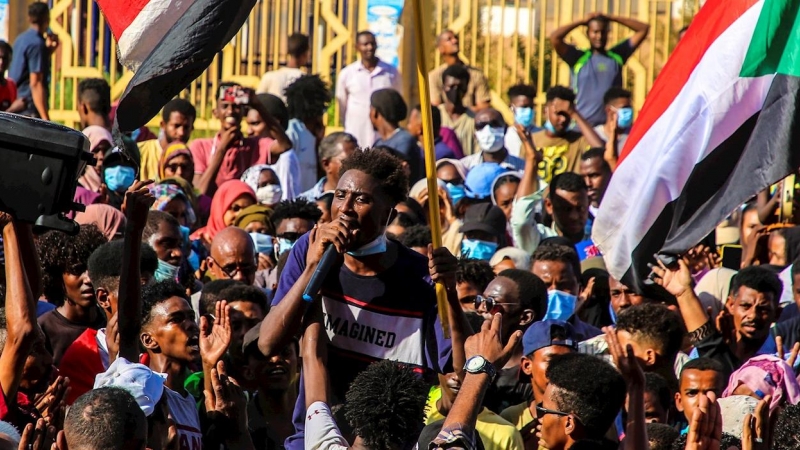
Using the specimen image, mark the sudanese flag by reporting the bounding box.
[95,0,257,132]
[592,0,800,291]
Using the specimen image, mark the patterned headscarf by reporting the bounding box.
[240,164,272,192]
[722,354,800,411]
[148,183,197,226]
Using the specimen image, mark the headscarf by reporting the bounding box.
[159,143,193,180]
[722,354,800,412]
[436,159,468,182]
[694,267,737,320]
[148,183,197,226]
[234,204,275,235]
[74,204,126,241]
[191,180,255,241]
[79,126,113,193]
[241,164,272,192]
[490,171,522,205]
[409,178,445,200]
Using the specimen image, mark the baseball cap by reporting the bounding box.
[459,203,507,236]
[522,319,579,357]
[93,357,167,417]
[464,163,509,199]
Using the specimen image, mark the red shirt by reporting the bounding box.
[190,135,274,193]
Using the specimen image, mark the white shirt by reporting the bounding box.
[335,59,402,148]
[257,67,304,103]
[165,388,203,450]
[460,152,526,171]
[504,125,542,157]
[286,119,318,193]
[305,401,349,450]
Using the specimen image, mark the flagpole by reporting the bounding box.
[410,0,450,338]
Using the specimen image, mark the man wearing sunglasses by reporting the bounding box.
[538,353,626,450]
[474,269,547,413]
[501,320,578,450]
[461,108,525,172]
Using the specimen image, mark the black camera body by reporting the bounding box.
[0,113,95,234]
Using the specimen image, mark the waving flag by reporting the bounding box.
[592,0,800,290]
[95,0,257,132]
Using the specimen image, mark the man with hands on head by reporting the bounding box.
[258,149,471,450]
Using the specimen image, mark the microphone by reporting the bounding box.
[302,244,340,302]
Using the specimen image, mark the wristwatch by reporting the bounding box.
[463,356,497,380]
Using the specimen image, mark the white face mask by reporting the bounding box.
[256,184,282,205]
[475,126,505,153]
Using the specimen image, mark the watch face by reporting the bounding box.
[466,357,484,371]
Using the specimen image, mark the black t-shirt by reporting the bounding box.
[484,365,532,414]
[38,308,106,366]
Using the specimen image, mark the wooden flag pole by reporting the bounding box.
[410,0,450,338]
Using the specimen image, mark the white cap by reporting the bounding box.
[94,357,167,417]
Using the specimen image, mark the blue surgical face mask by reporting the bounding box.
[154,259,179,282]
[446,183,466,206]
[104,166,136,192]
[616,107,634,129]
[347,233,387,257]
[461,239,498,261]
[250,233,274,255]
[544,120,556,134]
[514,107,534,128]
[545,290,577,321]
[275,237,295,259]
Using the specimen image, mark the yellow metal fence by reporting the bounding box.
[46,0,698,133]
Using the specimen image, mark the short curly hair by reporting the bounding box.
[397,224,432,249]
[773,403,800,450]
[344,360,429,450]
[340,149,409,205]
[532,243,581,283]
[270,198,323,230]
[546,353,626,438]
[37,224,107,306]
[456,258,495,291]
[615,303,684,363]
[284,75,332,122]
[141,280,190,328]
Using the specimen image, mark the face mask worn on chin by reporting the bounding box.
[544,290,577,321]
[544,120,557,134]
[514,107,534,128]
[475,126,506,153]
[104,166,136,192]
[347,212,393,257]
[461,239,498,261]
[615,107,634,130]
[446,183,466,205]
[257,184,282,205]
[154,259,180,282]
[250,233,274,255]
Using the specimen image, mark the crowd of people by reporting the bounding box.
[0,2,797,450]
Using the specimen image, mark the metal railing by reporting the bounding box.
[45,0,698,133]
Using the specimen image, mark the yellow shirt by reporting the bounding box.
[425,387,524,450]
[138,139,164,182]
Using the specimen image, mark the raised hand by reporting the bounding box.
[515,123,542,164]
[121,180,155,231]
[203,361,254,448]
[200,300,232,369]
[685,391,722,450]
[464,313,522,369]
[649,257,693,298]
[603,327,645,386]
[34,376,70,428]
[716,308,737,345]
[17,419,55,450]
[742,395,773,450]
[775,336,800,368]
[428,245,458,290]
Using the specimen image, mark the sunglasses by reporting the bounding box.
[210,256,257,279]
[535,404,572,419]
[474,295,516,313]
[475,121,504,130]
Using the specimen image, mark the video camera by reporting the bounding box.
[0,113,96,235]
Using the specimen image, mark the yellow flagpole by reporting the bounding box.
[410,0,450,338]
